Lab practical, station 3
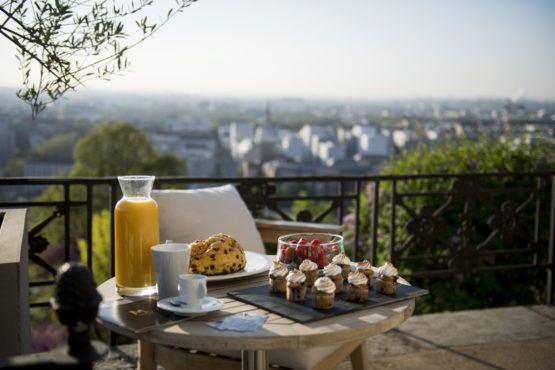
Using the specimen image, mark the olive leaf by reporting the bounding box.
[1,0,197,118]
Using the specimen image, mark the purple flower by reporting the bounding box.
[44,241,81,265]
[31,323,67,353]
[365,183,375,199]
[456,273,465,283]
[343,239,354,247]
[451,236,461,244]
[343,213,356,228]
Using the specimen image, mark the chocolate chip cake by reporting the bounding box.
[188,233,247,275]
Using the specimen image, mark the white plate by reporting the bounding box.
[157,296,224,316]
[206,251,274,282]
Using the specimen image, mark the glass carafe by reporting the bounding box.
[115,175,159,296]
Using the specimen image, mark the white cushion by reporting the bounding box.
[151,184,265,254]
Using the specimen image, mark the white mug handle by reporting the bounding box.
[198,282,207,299]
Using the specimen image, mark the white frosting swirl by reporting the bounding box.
[269,261,288,277]
[286,269,306,284]
[356,260,373,271]
[313,276,336,294]
[332,252,351,265]
[323,263,342,277]
[348,270,368,286]
[377,262,399,277]
[299,259,318,272]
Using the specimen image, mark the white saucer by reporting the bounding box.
[157,296,224,316]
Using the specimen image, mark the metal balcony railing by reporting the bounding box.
[1,171,554,309]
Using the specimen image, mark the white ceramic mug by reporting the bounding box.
[151,243,191,300]
[178,274,207,310]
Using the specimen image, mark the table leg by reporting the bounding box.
[241,349,268,370]
[350,341,369,370]
[138,340,156,370]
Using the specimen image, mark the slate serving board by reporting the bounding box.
[228,280,428,323]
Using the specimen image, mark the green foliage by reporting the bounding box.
[383,133,552,175]
[2,0,197,118]
[78,209,111,284]
[2,157,25,177]
[72,121,186,177]
[350,133,554,313]
[29,132,80,162]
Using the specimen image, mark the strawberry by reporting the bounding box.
[282,246,296,264]
[308,238,321,260]
[317,253,329,269]
[278,251,287,263]
[296,238,309,259]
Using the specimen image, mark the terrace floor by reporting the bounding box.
[93,305,555,370]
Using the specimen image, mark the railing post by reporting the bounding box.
[338,180,345,227]
[64,183,70,262]
[371,180,380,266]
[548,176,554,305]
[353,181,361,260]
[390,180,397,264]
[86,183,93,270]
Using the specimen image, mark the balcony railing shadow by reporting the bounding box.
[0,171,554,362]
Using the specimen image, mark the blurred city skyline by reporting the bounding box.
[1,0,554,101]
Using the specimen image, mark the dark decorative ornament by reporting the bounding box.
[296,210,313,222]
[236,181,276,218]
[457,208,478,245]
[28,235,49,255]
[28,207,64,254]
[487,201,522,244]
[405,204,447,247]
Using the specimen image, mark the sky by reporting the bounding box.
[1,0,555,101]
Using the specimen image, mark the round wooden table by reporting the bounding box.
[97,270,416,370]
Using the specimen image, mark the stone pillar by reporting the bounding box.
[0,208,31,356]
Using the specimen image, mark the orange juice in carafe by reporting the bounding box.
[115,176,159,296]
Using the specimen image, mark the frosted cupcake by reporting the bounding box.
[286,269,307,302]
[323,263,344,293]
[312,276,336,309]
[376,262,399,295]
[332,252,351,279]
[355,260,374,288]
[268,261,288,293]
[299,259,318,287]
[347,269,368,303]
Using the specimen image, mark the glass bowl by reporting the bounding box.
[277,233,344,270]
